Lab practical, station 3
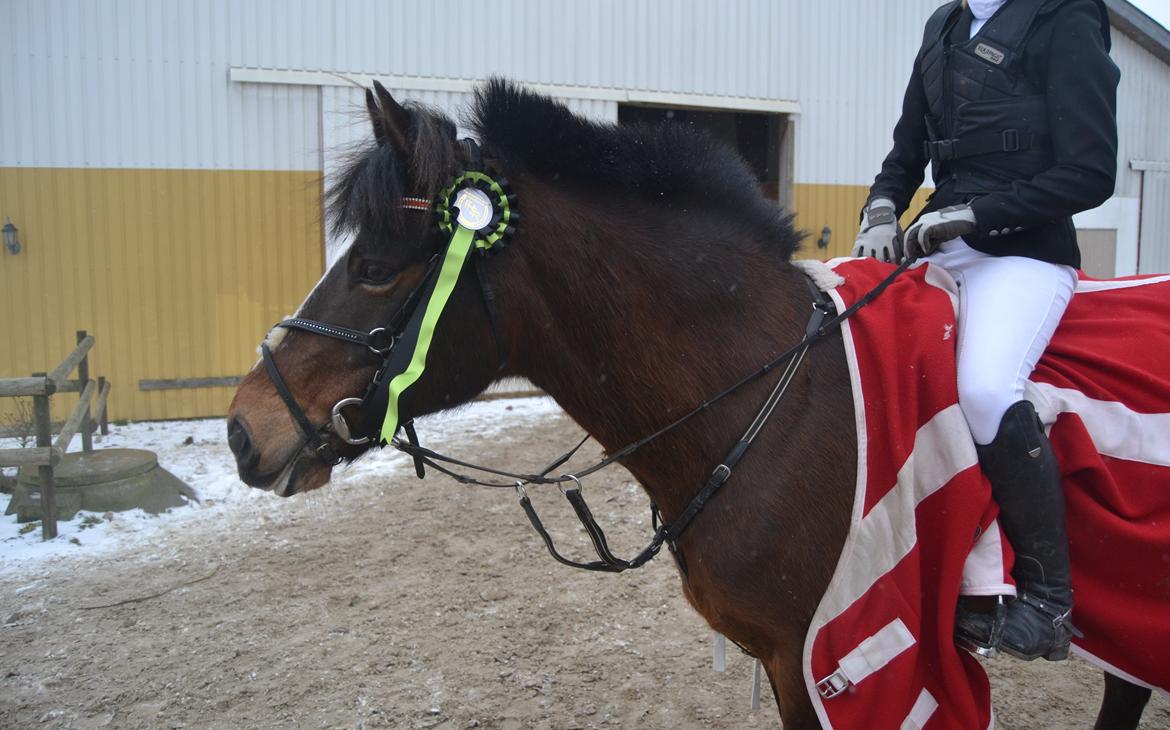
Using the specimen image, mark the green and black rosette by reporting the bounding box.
[436,171,519,252]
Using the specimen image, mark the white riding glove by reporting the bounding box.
[904,204,976,260]
[851,198,903,263]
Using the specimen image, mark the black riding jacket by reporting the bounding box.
[867,0,1120,268]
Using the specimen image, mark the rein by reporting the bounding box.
[259,144,914,573]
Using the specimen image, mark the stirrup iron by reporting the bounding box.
[955,596,1006,658]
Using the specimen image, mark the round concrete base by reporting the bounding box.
[6,448,194,523]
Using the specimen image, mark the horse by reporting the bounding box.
[226,79,1155,728]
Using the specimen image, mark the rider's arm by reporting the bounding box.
[866,48,931,219]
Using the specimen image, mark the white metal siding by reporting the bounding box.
[1112,32,1170,199]
[0,0,322,171]
[2,0,1167,196]
[1139,171,1170,273]
[2,0,943,179]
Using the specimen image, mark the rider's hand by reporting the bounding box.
[851,198,903,263]
[904,205,976,260]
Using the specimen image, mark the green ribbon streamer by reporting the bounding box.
[380,224,477,442]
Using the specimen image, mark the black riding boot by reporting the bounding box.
[955,400,1079,661]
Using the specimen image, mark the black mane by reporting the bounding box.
[329,79,800,259]
[471,79,800,259]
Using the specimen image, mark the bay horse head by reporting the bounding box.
[227,81,512,496]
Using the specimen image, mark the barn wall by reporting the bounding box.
[1112,32,1170,199]
[0,167,322,423]
[791,186,938,260]
[1109,31,1170,273]
[0,0,320,171]
[0,0,941,177]
[0,0,325,422]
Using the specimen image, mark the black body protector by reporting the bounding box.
[919,0,1109,194]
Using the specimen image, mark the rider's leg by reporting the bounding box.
[963,400,1079,659]
[929,239,1079,660]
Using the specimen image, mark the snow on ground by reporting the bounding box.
[0,396,563,575]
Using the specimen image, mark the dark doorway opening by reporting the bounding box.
[618,105,791,206]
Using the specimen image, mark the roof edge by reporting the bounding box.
[1106,0,1170,66]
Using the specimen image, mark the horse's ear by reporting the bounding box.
[365,88,388,146]
[366,80,411,153]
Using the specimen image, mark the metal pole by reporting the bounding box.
[77,330,93,452]
[98,376,109,435]
[31,371,58,540]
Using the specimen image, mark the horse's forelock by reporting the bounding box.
[325,102,459,244]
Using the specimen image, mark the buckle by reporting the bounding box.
[925,139,955,162]
[711,463,732,484]
[816,670,849,699]
[1002,129,1020,152]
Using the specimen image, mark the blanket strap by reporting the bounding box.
[816,619,917,699]
[901,689,940,730]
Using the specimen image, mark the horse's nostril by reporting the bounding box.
[227,416,259,472]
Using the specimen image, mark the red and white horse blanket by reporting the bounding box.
[799,257,1170,729]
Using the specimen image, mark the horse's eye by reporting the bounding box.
[358,260,395,284]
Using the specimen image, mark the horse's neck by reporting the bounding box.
[505,185,811,516]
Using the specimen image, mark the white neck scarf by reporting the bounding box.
[968,0,1007,19]
[968,0,1007,37]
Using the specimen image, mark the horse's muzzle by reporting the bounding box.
[227,416,332,497]
[227,416,263,482]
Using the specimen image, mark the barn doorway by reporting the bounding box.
[617,105,793,209]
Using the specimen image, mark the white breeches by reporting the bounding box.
[928,238,1078,445]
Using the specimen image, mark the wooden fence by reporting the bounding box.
[0,330,111,540]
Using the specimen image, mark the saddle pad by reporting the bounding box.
[801,258,1170,729]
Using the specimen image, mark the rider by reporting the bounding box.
[852,0,1119,660]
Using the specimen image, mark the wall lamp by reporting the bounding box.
[816,225,831,249]
[3,218,20,255]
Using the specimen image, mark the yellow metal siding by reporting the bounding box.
[0,167,322,423]
[792,183,935,260]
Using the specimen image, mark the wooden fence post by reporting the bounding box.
[98,376,109,435]
[31,371,58,540]
[76,330,93,452]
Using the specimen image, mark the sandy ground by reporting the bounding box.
[1,404,1167,729]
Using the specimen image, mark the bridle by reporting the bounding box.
[259,242,440,464]
[257,141,914,574]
